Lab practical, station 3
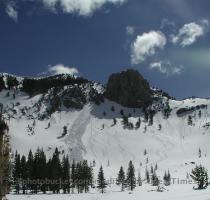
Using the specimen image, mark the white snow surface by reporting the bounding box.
[1,88,210,200]
[7,185,210,200]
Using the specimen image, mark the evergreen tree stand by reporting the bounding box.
[0,108,9,200]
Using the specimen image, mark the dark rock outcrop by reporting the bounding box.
[62,87,87,109]
[105,69,152,108]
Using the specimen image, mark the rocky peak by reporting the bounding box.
[105,69,152,108]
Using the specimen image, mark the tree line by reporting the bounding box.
[13,148,71,194]
[12,148,172,195]
[12,147,209,195]
[22,75,89,96]
[13,148,99,194]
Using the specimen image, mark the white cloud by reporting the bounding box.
[48,64,79,76]
[131,31,167,65]
[171,20,209,47]
[126,26,135,35]
[4,0,127,19]
[5,1,18,22]
[41,0,127,16]
[150,60,183,76]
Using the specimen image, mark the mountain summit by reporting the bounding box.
[105,69,152,108]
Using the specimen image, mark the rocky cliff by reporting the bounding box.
[105,69,152,108]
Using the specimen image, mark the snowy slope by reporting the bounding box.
[7,185,210,200]
[0,71,210,186]
[1,71,210,200]
[1,86,210,182]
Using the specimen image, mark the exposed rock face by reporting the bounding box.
[62,87,87,109]
[105,69,152,108]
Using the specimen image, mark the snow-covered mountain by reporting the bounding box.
[0,70,210,181]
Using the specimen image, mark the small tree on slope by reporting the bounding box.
[190,165,208,190]
[151,171,159,186]
[97,166,107,193]
[126,161,136,191]
[137,171,142,186]
[163,170,171,186]
[145,167,150,183]
[116,166,126,191]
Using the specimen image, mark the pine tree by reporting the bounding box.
[51,148,62,194]
[150,165,154,174]
[102,124,105,130]
[62,126,68,137]
[61,155,70,194]
[32,148,40,193]
[137,171,142,186]
[148,111,154,126]
[135,117,141,129]
[13,151,21,194]
[26,150,34,190]
[79,160,93,193]
[20,155,27,194]
[128,122,134,130]
[144,149,147,156]
[116,166,126,191]
[143,109,149,122]
[39,149,47,194]
[47,157,53,192]
[154,163,158,171]
[158,124,162,131]
[26,150,34,192]
[188,115,193,126]
[97,166,107,193]
[163,170,171,186]
[122,115,129,128]
[0,76,5,92]
[163,171,167,186]
[75,162,82,193]
[111,106,115,112]
[6,75,18,89]
[126,161,136,191]
[86,161,94,192]
[198,110,202,118]
[167,170,171,186]
[88,165,94,189]
[71,160,76,193]
[144,126,147,133]
[190,165,208,189]
[120,109,124,116]
[113,118,117,126]
[163,101,172,119]
[145,167,150,184]
[151,171,159,186]
[198,148,202,158]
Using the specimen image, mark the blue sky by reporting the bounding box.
[0,0,210,99]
